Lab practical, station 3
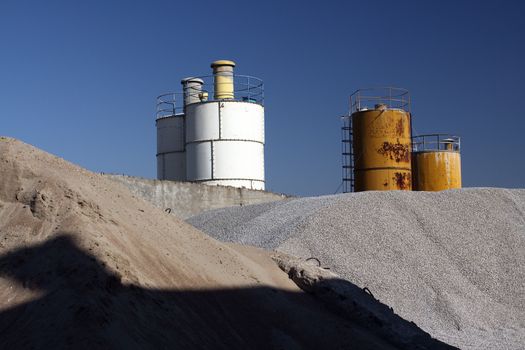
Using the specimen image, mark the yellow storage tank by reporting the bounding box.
[412,135,461,191]
[350,88,412,191]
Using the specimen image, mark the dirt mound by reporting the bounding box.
[0,137,453,349]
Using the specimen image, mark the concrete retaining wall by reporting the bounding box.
[106,175,289,219]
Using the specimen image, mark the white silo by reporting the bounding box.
[156,60,265,190]
[156,78,204,181]
[156,93,186,181]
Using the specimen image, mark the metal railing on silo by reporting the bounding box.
[412,134,460,152]
[156,75,264,121]
[179,74,264,105]
[350,87,410,113]
[156,93,184,119]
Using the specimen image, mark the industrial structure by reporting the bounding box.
[341,88,462,193]
[342,88,412,192]
[156,60,265,190]
[411,134,462,191]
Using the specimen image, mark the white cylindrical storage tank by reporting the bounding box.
[185,100,265,190]
[156,114,186,181]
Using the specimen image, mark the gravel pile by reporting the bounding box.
[189,188,525,350]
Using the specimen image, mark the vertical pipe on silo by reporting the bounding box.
[211,60,236,100]
[181,77,204,111]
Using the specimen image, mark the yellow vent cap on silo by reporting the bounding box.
[211,60,236,100]
[211,60,236,68]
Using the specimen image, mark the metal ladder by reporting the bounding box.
[341,115,354,193]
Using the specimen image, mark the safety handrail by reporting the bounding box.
[156,92,184,119]
[156,74,264,119]
[412,134,461,152]
[350,87,410,114]
[186,74,264,104]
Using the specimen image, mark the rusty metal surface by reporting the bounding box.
[377,141,410,163]
[354,169,412,191]
[393,172,411,190]
[352,108,412,191]
[396,118,405,136]
[412,151,462,191]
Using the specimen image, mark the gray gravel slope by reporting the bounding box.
[188,188,525,350]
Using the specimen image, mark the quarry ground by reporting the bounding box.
[0,136,523,349]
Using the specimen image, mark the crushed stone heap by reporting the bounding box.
[189,188,525,350]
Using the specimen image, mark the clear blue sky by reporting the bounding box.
[1,0,524,196]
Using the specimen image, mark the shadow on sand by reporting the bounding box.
[0,235,456,349]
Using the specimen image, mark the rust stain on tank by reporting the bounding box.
[393,172,411,190]
[396,119,404,136]
[377,141,410,163]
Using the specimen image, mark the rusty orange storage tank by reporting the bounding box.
[350,88,412,191]
[412,134,462,191]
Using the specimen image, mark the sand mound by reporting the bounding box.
[189,189,525,349]
[0,137,455,349]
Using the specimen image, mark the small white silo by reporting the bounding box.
[156,60,265,190]
[156,93,186,181]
